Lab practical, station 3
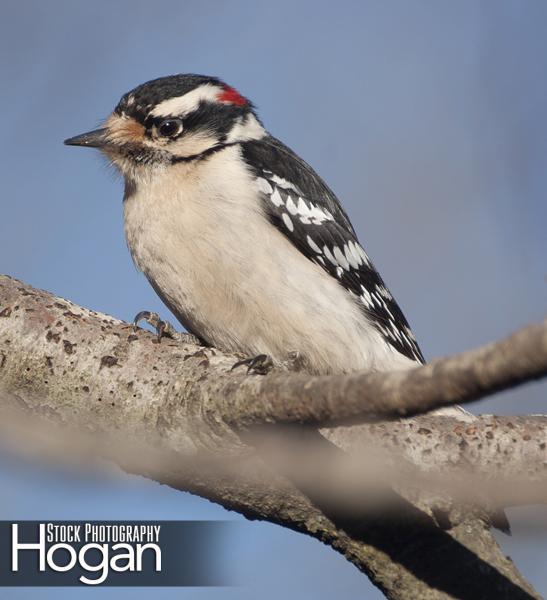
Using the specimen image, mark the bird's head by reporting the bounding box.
[65,74,264,178]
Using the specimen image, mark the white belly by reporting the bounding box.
[124,147,412,374]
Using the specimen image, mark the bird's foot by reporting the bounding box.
[132,311,181,343]
[231,353,274,375]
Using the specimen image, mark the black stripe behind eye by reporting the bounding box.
[180,102,249,140]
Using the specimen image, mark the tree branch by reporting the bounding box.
[0,274,543,599]
[223,320,547,427]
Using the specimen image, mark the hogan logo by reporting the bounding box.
[11,523,162,585]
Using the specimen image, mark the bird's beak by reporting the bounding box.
[64,128,109,148]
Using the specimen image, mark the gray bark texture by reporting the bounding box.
[0,274,545,600]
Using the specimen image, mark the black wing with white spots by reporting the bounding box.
[241,136,424,364]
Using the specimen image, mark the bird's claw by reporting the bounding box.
[132,311,178,342]
[231,354,274,375]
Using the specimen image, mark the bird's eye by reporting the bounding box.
[157,118,183,138]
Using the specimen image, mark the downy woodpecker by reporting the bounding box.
[65,74,425,375]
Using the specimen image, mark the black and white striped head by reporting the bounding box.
[65,74,265,174]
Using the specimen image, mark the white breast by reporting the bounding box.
[123,146,413,374]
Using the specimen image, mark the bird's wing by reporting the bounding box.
[241,136,424,364]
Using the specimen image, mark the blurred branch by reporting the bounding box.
[248,415,547,510]
[0,274,543,600]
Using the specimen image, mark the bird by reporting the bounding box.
[64,73,510,533]
[64,73,424,376]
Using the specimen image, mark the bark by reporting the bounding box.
[0,274,544,599]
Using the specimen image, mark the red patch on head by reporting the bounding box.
[217,85,248,107]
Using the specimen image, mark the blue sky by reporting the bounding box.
[1,1,546,597]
